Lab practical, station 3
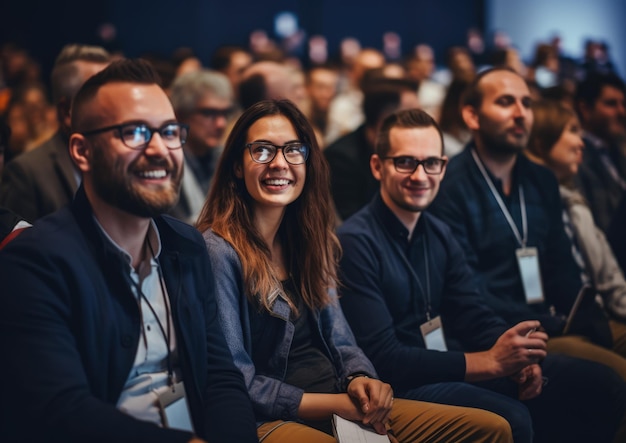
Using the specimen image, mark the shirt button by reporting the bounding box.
[121,335,133,348]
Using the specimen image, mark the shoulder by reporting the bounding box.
[324,127,365,160]
[337,205,378,239]
[156,215,207,256]
[4,135,62,174]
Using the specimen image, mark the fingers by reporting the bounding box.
[353,379,393,427]
[518,365,543,400]
[512,320,542,337]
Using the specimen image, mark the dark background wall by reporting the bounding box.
[2,0,623,79]
[2,0,482,78]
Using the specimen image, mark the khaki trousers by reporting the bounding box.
[257,398,513,443]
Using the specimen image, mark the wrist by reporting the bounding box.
[344,372,370,391]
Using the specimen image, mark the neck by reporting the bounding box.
[86,186,152,270]
[381,193,421,239]
[474,141,518,196]
[254,206,288,278]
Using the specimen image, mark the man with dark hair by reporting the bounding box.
[338,107,626,443]
[209,45,252,95]
[574,72,626,233]
[0,59,257,443]
[428,67,626,439]
[325,78,418,220]
[0,44,110,222]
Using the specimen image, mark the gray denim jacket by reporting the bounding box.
[203,230,377,424]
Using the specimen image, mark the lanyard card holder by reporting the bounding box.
[158,381,194,433]
[516,247,544,304]
[420,316,448,352]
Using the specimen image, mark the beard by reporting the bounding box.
[479,128,528,157]
[90,147,182,218]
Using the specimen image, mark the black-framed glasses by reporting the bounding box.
[81,122,189,150]
[246,142,309,165]
[194,107,235,120]
[381,156,447,175]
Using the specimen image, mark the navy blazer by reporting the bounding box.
[0,187,257,443]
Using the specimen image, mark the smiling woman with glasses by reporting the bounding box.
[80,122,189,150]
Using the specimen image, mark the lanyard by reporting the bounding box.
[471,149,527,248]
[130,240,174,386]
[375,211,433,320]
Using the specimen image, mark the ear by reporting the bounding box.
[461,105,480,131]
[370,154,383,182]
[69,133,92,173]
[234,162,243,179]
[439,155,449,181]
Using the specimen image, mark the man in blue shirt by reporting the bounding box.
[338,106,626,443]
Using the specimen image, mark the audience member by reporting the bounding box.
[574,72,626,234]
[238,60,299,110]
[429,68,626,388]
[169,69,235,223]
[0,44,110,222]
[325,48,385,144]
[210,46,253,96]
[0,59,258,442]
[406,44,446,120]
[0,119,31,246]
[338,107,626,443]
[526,99,626,346]
[302,64,339,148]
[325,79,419,221]
[438,78,472,157]
[197,98,513,443]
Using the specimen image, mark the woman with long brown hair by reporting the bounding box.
[197,99,512,442]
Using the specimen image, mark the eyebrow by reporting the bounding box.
[250,139,301,144]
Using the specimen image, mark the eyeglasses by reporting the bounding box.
[246,142,309,165]
[194,107,235,120]
[381,156,447,175]
[81,122,188,150]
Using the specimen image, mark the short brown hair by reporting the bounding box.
[376,108,443,157]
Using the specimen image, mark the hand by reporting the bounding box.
[490,321,548,376]
[188,438,207,443]
[347,377,394,435]
[512,364,544,400]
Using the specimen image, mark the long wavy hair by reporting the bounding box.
[196,99,339,312]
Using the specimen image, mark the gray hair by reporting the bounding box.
[51,44,111,104]
[170,69,233,116]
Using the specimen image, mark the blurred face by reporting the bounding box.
[467,71,533,156]
[547,117,584,182]
[372,125,446,218]
[77,83,184,218]
[184,94,233,155]
[225,51,252,89]
[307,68,338,112]
[583,85,626,141]
[237,115,306,214]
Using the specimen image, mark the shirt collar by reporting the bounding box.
[371,193,425,245]
[92,217,162,268]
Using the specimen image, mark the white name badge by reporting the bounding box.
[420,316,448,352]
[158,381,194,433]
[516,247,544,304]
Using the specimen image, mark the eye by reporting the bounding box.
[121,125,147,142]
[496,96,515,106]
[395,156,416,167]
[252,143,274,161]
[424,157,440,168]
[284,143,305,154]
[160,124,180,140]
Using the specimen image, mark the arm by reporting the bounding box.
[203,231,304,421]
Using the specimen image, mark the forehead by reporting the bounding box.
[89,82,175,125]
[246,114,298,141]
[598,85,625,101]
[388,126,442,156]
[479,71,529,100]
[195,93,231,108]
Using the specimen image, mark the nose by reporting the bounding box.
[268,148,289,169]
[409,163,428,181]
[143,131,170,157]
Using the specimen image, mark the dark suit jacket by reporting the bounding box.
[576,135,626,233]
[0,131,78,222]
[0,187,258,443]
[324,124,379,221]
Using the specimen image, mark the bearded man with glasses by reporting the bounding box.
[337,107,626,443]
[0,59,257,443]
